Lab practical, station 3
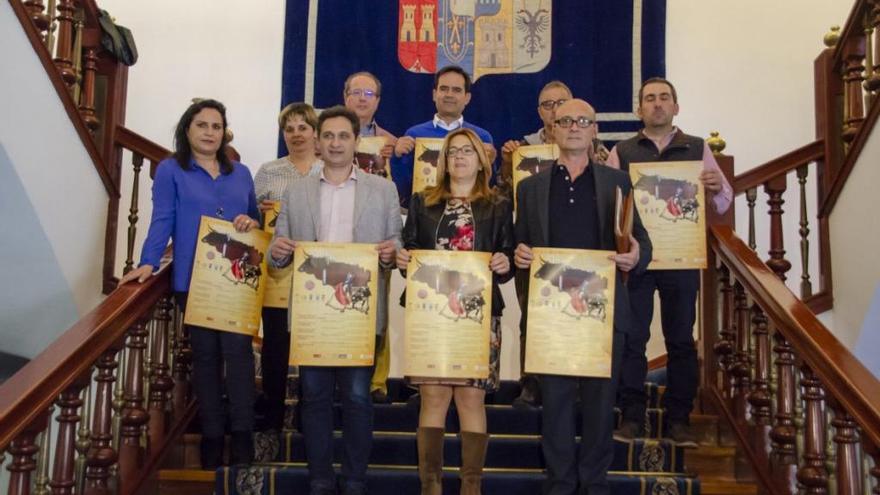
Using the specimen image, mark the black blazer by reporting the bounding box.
[514,162,652,334]
[401,192,516,316]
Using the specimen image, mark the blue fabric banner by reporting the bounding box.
[281,0,665,154]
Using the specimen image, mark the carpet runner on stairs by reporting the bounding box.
[216,378,699,494]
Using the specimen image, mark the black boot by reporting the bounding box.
[512,375,541,409]
[200,436,224,470]
[229,431,254,466]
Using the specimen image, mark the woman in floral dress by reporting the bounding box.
[397,128,514,494]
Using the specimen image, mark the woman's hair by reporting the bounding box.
[423,127,495,206]
[172,98,233,174]
[278,102,319,130]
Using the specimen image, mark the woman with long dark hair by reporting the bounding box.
[396,127,514,494]
[120,99,260,469]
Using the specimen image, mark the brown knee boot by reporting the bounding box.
[459,431,488,495]
[417,427,445,495]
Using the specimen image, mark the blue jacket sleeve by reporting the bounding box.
[139,162,176,270]
[390,130,416,209]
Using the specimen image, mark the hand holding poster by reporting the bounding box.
[629,161,707,269]
[289,242,378,366]
[525,247,616,378]
[404,250,492,379]
[412,138,444,196]
[184,216,271,335]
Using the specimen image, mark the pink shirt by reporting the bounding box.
[318,166,357,242]
[606,127,733,214]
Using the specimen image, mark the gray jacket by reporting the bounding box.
[270,167,403,335]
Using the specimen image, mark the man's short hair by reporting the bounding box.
[638,77,678,104]
[434,65,472,93]
[317,105,360,136]
[278,102,318,130]
[344,71,382,97]
[539,80,572,98]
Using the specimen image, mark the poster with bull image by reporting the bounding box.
[262,200,281,235]
[184,216,271,335]
[512,144,559,213]
[525,247,616,378]
[629,161,707,270]
[404,250,492,379]
[412,138,445,196]
[356,136,391,178]
[289,242,378,366]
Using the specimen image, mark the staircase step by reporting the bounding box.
[684,446,738,481]
[701,480,758,495]
[215,464,700,495]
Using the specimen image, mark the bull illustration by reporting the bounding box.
[516,155,555,175]
[355,151,388,177]
[417,148,440,168]
[533,258,609,321]
[297,253,372,314]
[632,173,700,223]
[411,260,486,323]
[200,229,264,291]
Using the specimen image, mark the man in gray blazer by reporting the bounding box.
[514,99,651,495]
[269,105,402,495]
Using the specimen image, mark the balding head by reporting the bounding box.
[552,99,598,155]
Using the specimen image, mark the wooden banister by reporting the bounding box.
[114,125,170,165]
[710,225,880,447]
[732,140,825,194]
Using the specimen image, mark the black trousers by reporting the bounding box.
[176,292,255,438]
[618,269,699,425]
[261,306,290,430]
[540,331,623,495]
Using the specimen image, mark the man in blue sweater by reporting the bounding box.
[391,65,495,209]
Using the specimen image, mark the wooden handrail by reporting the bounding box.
[115,125,170,164]
[732,140,825,195]
[0,263,172,450]
[709,225,880,448]
[831,0,870,67]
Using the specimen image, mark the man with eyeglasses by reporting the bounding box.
[514,98,651,495]
[607,77,732,448]
[391,65,495,209]
[343,71,398,405]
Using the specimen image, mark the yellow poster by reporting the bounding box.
[512,144,558,211]
[412,138,444,196]
[525,247,616,378]
[356,136,391,178]
[184,216,271,335]
[263,264,293,308]
[289,242,378,366]
[404,250,492,379]
[262,200,281,234]
[629,161,707,270]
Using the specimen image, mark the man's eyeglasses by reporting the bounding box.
[539,98,568,110]
[445,145,477,157]
[346,89,378,99]
[554,116,596,128]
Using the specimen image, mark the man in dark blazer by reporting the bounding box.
[514,99,652,495]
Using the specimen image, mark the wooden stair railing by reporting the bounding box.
[701,225,880,495]
[0,261,195,495]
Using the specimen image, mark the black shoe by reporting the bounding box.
[668,422,698,448]
[613,420,642,441]
[199,436,224,470]
[512,376,540,409]
[229,431,254,466]
[370,389,389,404]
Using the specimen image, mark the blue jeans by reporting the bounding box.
[300,365,374,492]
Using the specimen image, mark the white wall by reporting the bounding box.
[0,2,107,358]
[95,0,857,375]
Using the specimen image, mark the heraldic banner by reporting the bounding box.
[289,242,379,367]
[184,217,271,335]
[525,247,616,378]
[404,250,492,379]
[281,0,667,153]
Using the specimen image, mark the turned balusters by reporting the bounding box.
[52,0,77,87]
[50,382,86,495]
[172,310,193,414]
[796,365,829,494]
[85,348,121,495]
[764,176,792,281]
[79,47,100,131]
[769,330,798,492]
[149,297,175,447]
[796,165,813,299]
[830,404,863,495]
[730,282,751,423]
[23,1,50,33]
[7,415,47,495]
[842,35,867,144]
[867,2,880,93]
[118,319,150,485]
[747,305,772,461]
[713,266,735,395]
[124,154,144,275]
[746,188,757,251]
[33,409,53,495]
